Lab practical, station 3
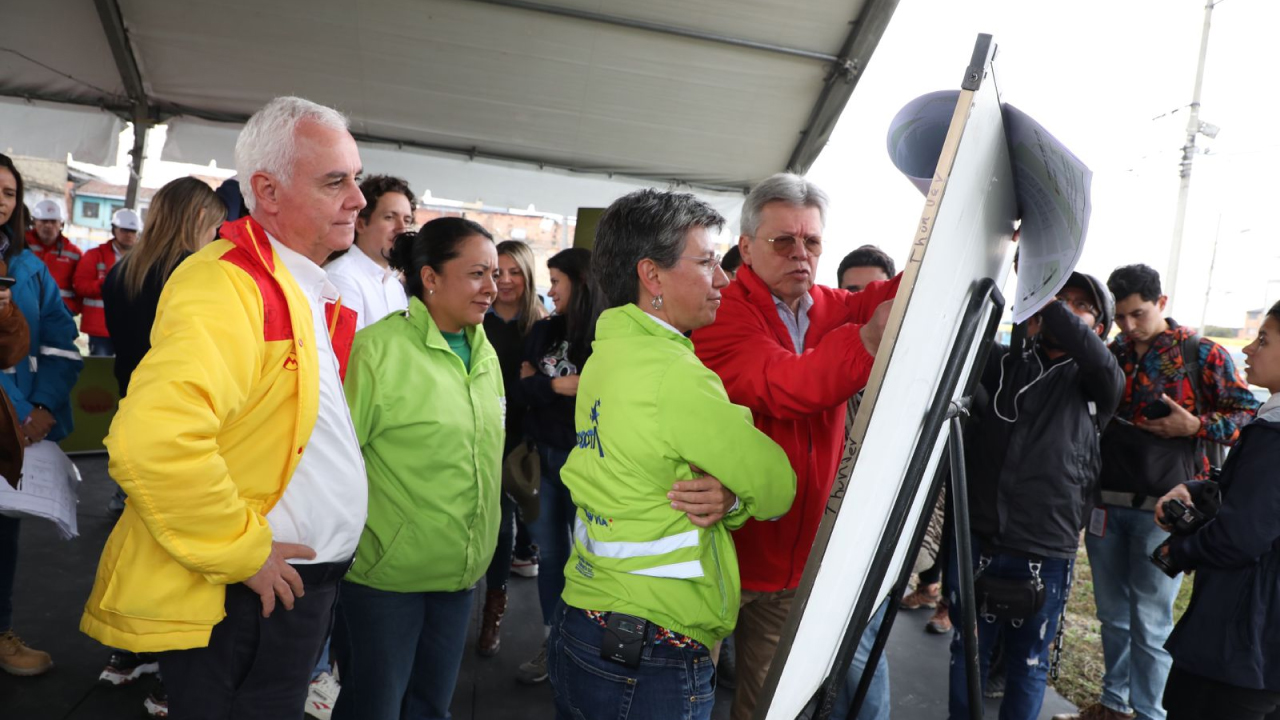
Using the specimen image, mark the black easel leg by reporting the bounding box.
[948,412,984,720]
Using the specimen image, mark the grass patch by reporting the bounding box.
[1050,540,1193,708]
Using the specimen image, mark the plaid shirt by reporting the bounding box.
[1109,318,1259,479]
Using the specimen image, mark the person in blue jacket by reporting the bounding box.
[0,153,82,676]
[1156,298,1280,720]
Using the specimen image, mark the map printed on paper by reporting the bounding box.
[0,441,82,539]
[887,90,1092,323]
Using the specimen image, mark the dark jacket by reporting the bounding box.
[1166,403,1280,691]
[966,301,1124,559]
[0,249,30,487]
[483,310,529,455]
[102,253,191,397]
[521,315,583,451]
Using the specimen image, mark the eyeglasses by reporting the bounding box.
[761,234,823,257]
[1057,295,1099,317]
[680,253,723,275]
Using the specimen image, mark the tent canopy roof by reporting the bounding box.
[2,0,897,194]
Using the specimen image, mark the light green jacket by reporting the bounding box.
[344,297,504,593]
[561,304,796,646]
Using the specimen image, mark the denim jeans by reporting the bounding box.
[529,446,575,626]
[947,542,1073,720]
[0,516,18,631]
[831,601,892,720]
[1085,505,1181,720]
[331,582,474,720]
[485,493,517,590]
[548,603,716,720]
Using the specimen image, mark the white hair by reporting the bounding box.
[740,172,830,238]
[234,96,350,212]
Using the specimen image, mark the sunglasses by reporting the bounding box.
[761,234,823,257]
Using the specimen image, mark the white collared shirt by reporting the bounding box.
[266,236,368,564]
[637,308,685,339]
[325,246,409,330]
[774,292,814,353]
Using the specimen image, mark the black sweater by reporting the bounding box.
[1167,410,1280,690]
[102,253,190,397]
[521,316,586,451]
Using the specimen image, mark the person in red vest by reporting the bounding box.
[75,208,141,356]
[27,200,83,315]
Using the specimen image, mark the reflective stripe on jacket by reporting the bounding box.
[561,304,796,647]
[73,243,119,337]
[26,231,83,315]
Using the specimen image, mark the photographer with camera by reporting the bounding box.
[947,272,1124,720]
[1150,300,1280,720]
[1061,264,1260,720]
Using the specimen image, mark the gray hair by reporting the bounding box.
[234,96,350,212]
[593,189,725,309]
[740,172,829,238]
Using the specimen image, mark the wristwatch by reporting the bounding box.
[31,403,50,413]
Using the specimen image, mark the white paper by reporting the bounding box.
[0,441,82,539]
[887,91,1093,322]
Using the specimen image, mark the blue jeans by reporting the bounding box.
[831,601,892,720]
[548,603,716,720]
[485,493,517,590]
[947,543,1073,720]
[529,446,575,626]
[0,516,18,631]
[1085,505,1180,720]
[331,582,474,720]
[88,335,114,356]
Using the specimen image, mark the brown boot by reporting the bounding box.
[0,630,53,676]
[925,598,952,634]
[477,587,507,657]
[1051,703,1136,720]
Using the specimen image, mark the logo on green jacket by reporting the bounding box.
[576,399,605,458]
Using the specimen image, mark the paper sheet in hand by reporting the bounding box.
[888,91,1091,322]
[0,441,82,539]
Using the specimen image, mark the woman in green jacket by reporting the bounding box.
[547,189,796,720]
[333,218,504,720]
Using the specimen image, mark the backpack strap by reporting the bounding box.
[1181,333,1205,415]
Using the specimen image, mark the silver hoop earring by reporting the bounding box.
[651,295,663,311]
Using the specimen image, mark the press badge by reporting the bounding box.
[1088,507,1107,538]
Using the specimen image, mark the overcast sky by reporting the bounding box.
[808,0,1277,329]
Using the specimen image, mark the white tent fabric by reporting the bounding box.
[0,98,123,166]
[2,0,897,213]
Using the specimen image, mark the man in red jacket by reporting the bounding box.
[693,173,898,720]
[75,208,140,356]
[27,200,83,316]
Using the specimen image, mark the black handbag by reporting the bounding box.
[974,555,1047,624]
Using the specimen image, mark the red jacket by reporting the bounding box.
[74,242,122,337]
[692,264,900,592]
[26,230,84,315]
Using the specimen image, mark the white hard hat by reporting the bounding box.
[112,208,141,231]
[32,200,63,222]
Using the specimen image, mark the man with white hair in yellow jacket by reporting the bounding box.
[81,96,367,719]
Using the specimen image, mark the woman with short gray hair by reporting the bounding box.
[546,188,796,720]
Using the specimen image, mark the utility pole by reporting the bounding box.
[1198,214,1222,330]
[1166,0,1220,314]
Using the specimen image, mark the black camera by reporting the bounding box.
[1151,485,1221,577]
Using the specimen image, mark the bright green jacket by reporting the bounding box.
[344,297,504,593]
[561,304,796,647]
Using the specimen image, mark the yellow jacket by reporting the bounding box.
[81,216,357,652]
